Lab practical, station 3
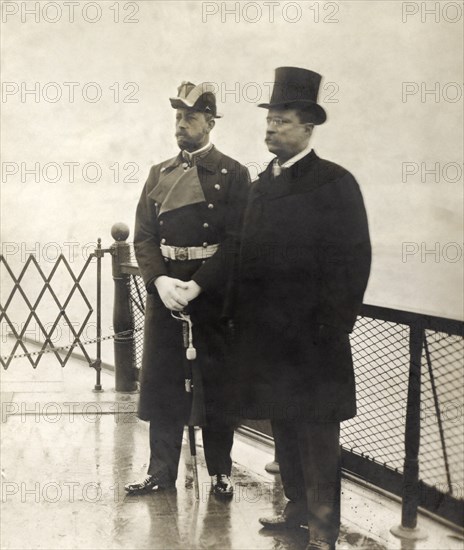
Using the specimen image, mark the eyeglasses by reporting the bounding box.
[266,117,310,127]
[266,117,292,127]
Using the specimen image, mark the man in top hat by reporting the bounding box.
[230,67,371,549]
[126,81,249,497]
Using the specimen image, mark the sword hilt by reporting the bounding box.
[181,314,196,360]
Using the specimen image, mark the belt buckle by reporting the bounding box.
[175,247,188,261]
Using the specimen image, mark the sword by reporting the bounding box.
[172,311,200,500]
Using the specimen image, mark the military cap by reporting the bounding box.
[169,81,222,118]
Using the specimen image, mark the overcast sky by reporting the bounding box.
[1,0,463,320]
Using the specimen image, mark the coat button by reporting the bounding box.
[203,222,209,228]
[160,167,166,173]
[161,238,166,244]
[202,242,208,247]
[208,203,214,209]
[159,220,164,226]
[201,260,206,264]
[221,168,228,174]
[182,162,189,169]
[214,184,221,190]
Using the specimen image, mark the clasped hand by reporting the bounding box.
[154,276,202,311]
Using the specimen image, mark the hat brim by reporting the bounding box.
[257,100,326,125]
[169,97,222,118]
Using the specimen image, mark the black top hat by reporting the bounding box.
[258,67,326,125]
[169,81,222,118]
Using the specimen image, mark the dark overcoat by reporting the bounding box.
[230,149,371,422]
[134,146,249,423]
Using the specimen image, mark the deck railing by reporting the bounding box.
[3,224,461,536]
[109,224,464,534]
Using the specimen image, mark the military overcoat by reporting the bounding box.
[134,146,249,422]
[230,150,371,422]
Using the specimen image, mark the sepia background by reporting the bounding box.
[1,0,463,366]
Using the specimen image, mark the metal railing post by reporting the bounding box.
[111,223,138,393]
[92,238,103,392]
[265,451,280,474]
[391,321,427,540]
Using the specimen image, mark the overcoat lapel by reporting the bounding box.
[148,160,206,215]
[147,155,180,205]
[159,165,206,215]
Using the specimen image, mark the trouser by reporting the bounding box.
[147,418,235,482]
[271,419,341,545]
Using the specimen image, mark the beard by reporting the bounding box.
[175,130,208,152]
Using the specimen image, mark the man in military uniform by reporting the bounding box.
[231,67,371,549]
[125,81,249,497]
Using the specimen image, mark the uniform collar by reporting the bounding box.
[195,145,222,173]
[181,142,213,165]
[162,145,220,174]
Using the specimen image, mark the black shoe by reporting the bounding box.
[124,475,174,495]
[259,513,307,530]
[211,474,234,498]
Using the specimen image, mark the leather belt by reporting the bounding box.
[160,243,219,261]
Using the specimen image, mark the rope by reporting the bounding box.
[1,327,143,362]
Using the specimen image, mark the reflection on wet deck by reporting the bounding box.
[1,357,463,549]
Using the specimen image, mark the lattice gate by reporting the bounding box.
[0,240,114,391]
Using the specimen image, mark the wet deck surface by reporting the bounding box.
[1,356,463,550]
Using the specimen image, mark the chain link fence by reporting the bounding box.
[344,315,463,501]
[421,330,463,495]
[342,317,410,472]
[127,273,146,380]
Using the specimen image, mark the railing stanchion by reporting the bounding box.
[92,238,103,392]
[391,321,427,540]
[111,223,138,393]
[265,451,280,474]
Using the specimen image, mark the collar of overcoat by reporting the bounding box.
[254,149,324,199]
[159,145,221,175]
[148,146,222,213]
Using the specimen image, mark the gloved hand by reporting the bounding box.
[154,276,189,311]
[177,280,202,304]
